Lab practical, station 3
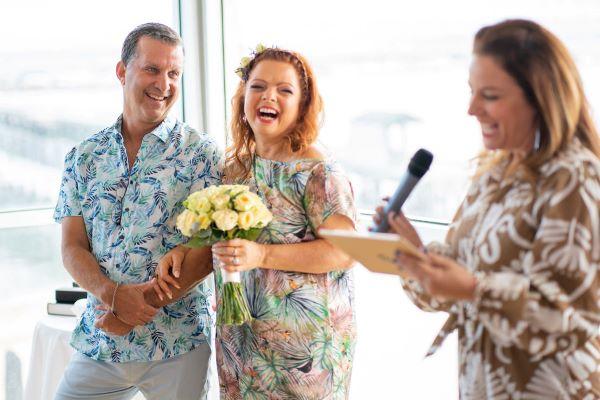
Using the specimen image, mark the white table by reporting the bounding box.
[23,315,77,400]
[22,315,215,400]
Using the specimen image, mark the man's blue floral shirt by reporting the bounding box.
[54,116,221,362]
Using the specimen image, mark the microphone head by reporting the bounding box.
[408,148,433,178]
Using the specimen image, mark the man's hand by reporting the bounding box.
[113,280,159,326]
[94,305,134,336]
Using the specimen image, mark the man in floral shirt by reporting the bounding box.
[53,23,220,399]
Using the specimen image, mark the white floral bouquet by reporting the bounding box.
[176,184,273,325]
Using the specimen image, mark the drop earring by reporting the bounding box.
[533,128,541,151]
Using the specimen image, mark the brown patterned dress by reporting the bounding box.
[403,138,600,399]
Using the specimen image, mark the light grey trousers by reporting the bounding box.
[54,342,211,400]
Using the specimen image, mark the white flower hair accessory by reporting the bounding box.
[235,43,268,80]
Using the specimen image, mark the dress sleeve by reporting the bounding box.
[399,203,464,313]
[53,147,82,222]
[475,163,600,356]
[303,162,356,232]
[400,278,456,312]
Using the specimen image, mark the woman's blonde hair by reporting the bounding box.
[473,19,600,178]
[225,47,323,182]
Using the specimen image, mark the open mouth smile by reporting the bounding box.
[257,106,279,123]
[146,91,169,102]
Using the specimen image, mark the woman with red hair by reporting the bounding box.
[210,46,358,399]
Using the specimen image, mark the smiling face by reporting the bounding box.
[468,55,537,153]
[116,36,183,133]
[243,59,302,144]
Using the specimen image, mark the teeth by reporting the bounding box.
[481,123,497,133]
[148,93,166,101]
[259,107,277,116]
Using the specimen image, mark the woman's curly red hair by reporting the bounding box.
[225,48,323,182]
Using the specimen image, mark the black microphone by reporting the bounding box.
[374,148,433,232]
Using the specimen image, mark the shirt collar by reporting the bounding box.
[111,115,177,144]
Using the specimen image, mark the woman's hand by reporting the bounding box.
[387,211,423,249]
[154,246,188,300]
[395,252,477,301]
[212,239,266,272]
[94,304,134,336]
[372,199,423,248]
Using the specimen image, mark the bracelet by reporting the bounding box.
[111,282,120,312]
[110,310,128,325]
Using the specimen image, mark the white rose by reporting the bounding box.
[196,212,212,230]
[237,211,256,230]
[255,205,273,227]
[233,192,254,211]
[201,186,219,199]
[228,185,249,196]
[186,193,211,213]
[176,209,199,236]
[211,193,231,210]
[212,209,238,231]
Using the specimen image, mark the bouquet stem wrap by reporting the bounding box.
[176,184,272,327]
[222,270,241,283]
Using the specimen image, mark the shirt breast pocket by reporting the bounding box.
[146,163,194,214]
[84,177,123,223]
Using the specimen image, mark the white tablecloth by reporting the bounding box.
[21,314,211,400]
[23,315,77,400]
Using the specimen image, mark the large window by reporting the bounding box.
[0,1,177,397]
[0,0,178,213]
[222,0,600,222]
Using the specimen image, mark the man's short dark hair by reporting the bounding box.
[121,22,183,66]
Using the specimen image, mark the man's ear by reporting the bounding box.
[116,61,126,86]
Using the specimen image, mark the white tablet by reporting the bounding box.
[319,229,427,275]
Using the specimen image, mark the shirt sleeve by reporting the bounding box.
[53,147,82,222]
[474,163,600,356]
[303,162,356,232]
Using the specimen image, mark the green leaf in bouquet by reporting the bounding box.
[184,229,215,248]
[212,228,227,241]
[185,236,213,248]
[236,227,263,241]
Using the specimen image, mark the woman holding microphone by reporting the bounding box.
[376,19,600,398]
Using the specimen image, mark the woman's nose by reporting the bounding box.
[261,88,277,102]
[467,95,480,116]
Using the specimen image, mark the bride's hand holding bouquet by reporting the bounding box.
[175,184,272,325]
